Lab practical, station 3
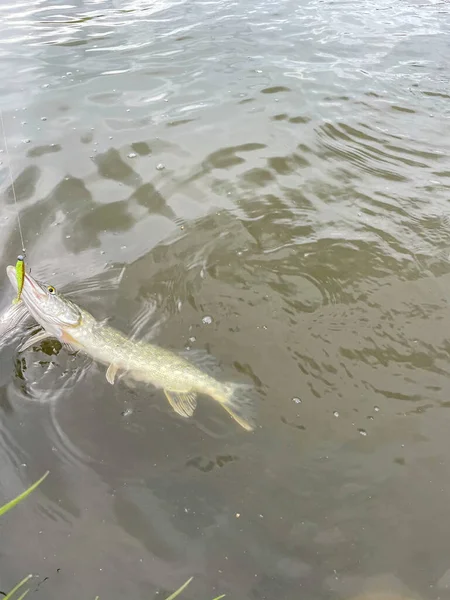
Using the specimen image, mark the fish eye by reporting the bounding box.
[47,286,56,295]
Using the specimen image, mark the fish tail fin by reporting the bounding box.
[213,382,256,431]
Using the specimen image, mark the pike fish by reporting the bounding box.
[6,266,255,431]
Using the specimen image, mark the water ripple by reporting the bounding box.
[0,0,450,596]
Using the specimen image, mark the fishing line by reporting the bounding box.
[0,106,26,255]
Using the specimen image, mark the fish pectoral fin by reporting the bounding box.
[164,390,197,418]
[106,363,119,385]
[62,343,78,354]
[18,330,54,352]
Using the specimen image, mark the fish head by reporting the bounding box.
[6,266,82,339]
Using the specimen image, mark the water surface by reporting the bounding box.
[0,0,450,598]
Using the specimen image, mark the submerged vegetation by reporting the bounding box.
[0,471,49,518]
[1,472,49,600]
[0,472,225,600]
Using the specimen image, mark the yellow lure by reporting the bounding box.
[12,255,25,304]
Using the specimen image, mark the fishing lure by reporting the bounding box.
[12,254,25,304]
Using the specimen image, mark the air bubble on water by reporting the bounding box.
[333,410,339,417]
[121,408,133,417]
[128,152,137,158]
[255,69,263,73]
[202,315,213,325]
[292,397,301,404]
[41,116,47,121]
[42,83,49,88]
[65,235,71,239]
[23,139,31,144]
[189,336,196,343]
[21,121,27,125]
[126,108,130,112]
[374,406,380,412]
[358,428,367,436]
[156,163,165,170]
[66,71,72,75]
[120,245,127,250]
[109,136,113,140]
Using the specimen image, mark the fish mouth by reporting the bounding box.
[22,272,47,302]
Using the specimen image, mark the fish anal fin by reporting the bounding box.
[106,363,119,385]
[164,390,197,418]
[18,330,53,352]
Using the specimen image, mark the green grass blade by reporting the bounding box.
[0,471,49,517]
[15,589,30,600]
[164,577,193,600]
[211,596,226,600]
[4,574,32,600]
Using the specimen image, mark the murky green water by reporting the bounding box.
[0,0,450,598]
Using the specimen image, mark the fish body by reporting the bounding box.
[6,266,255,430]
[12,255,25,305]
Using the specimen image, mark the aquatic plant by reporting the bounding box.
[1,472,49,600]
[165,577,225,600]
[0,471,49,518]
[0,472,225,599]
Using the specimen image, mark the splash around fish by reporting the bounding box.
[5,265,256,431]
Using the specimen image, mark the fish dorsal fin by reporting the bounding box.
[106,363,119,385]
[179,349,222,375]
[18,330,53,352]
[164,390,197,418]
